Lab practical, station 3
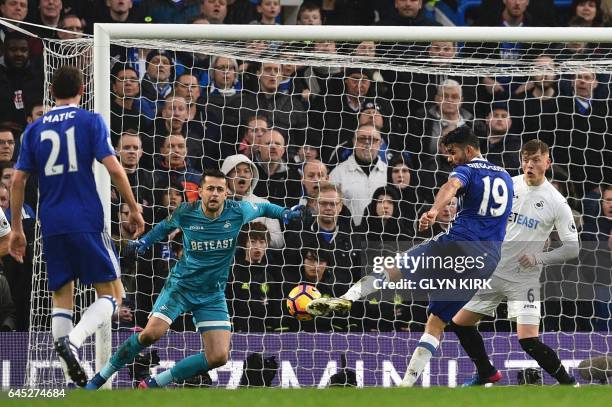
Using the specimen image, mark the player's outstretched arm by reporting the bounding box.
[102,155,145,237]
[240,201,304,225]
[8,170,29,263]
[419,177,463,231]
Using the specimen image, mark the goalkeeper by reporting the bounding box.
[87,169,303,389]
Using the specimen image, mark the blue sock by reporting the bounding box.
[156,353,209,386]
[100,333,146,379]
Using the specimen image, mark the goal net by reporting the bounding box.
[27,25,612,388]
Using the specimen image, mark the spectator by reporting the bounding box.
[554,69,610,196]
[409,79,475,160]
[227,62,307,147]
[56,14,84,40]
[252,129,302,207]
[568,0,603,26]
[201,0,227,23]
[329,124,387,227]
[0,1,43,57]
[298,159,329,209]
[378,0,439,26]
[297,2,322,25]
[0,128,15,163]
[140,50,174,120]
[0,162,15,190]
[101,0,143,24]
[0,271,16,331]
[0,183,8,212]
[114,131,154,207]
[204,56,241,127]
[140,0,200,24]
[31,0,63,38]
[481,107,521,175]
[299,41,344,108]
[237,114,269,159]
[386,155,426,233]
[112,202,142,294]
[284,182,359,287]
[314,68,388,166]
[227,222,283,332]
[220,153,284,248]
[360,186,410,244]
[252,0,281,25]
[153,133,201,202]
[0,32,44,128]
[509,55,558,143]
[25,99,48,124]
[110,65,152,149]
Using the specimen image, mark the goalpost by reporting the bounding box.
[25,23,612,388]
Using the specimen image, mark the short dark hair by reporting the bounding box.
[111,64,138,84]
[200,168,227,187]
[3,31,28,46]
[298,2,321,18]
[52,66,83,99]
[521,139,549,156]
[440,126,480,149]
[238,222,270,248]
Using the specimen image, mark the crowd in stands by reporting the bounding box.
[0,0,610,333]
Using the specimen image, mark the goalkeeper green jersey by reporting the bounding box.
[144,199,286,295]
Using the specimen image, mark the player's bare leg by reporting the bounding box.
[400,314,446,387]
[451,309,502,386]
[307,266,402,316]
[86,316,170,389]
[517,323,576,385]
[141,330,231,388]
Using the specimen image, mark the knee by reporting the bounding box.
[206,350,229,369]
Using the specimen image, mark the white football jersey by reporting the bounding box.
[493,175,578,282]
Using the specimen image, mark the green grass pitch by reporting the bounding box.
[3,386,611,407]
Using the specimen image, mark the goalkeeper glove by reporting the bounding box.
[125,238,151,256]
[282,205,306,224]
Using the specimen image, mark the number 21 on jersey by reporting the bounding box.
[41,126,78,176]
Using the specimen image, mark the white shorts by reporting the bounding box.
[463,274,541,325]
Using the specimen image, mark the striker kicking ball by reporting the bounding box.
[286,284,321,321]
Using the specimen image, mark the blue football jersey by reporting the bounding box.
[446,158,513,244]
[16,105,115,236]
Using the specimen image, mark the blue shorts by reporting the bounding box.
[150,279,231,333]
[398,235,500,323]
[43,232,120,292]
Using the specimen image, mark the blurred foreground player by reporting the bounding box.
[9,66,145,386]
[308,126,513,387]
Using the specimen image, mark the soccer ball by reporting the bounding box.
[286,284,321,321]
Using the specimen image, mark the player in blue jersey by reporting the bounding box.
[307,126,513,387]
[86,168,303,389]
[9,66,145,387]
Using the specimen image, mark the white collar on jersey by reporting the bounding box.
[50,104,78,111]
[470,155,486,162]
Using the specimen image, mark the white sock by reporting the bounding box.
[401,333,439,387]
[69,295,116,348]
[341,269,390,301]
[52,308,74,382]
[51,308,73,340]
